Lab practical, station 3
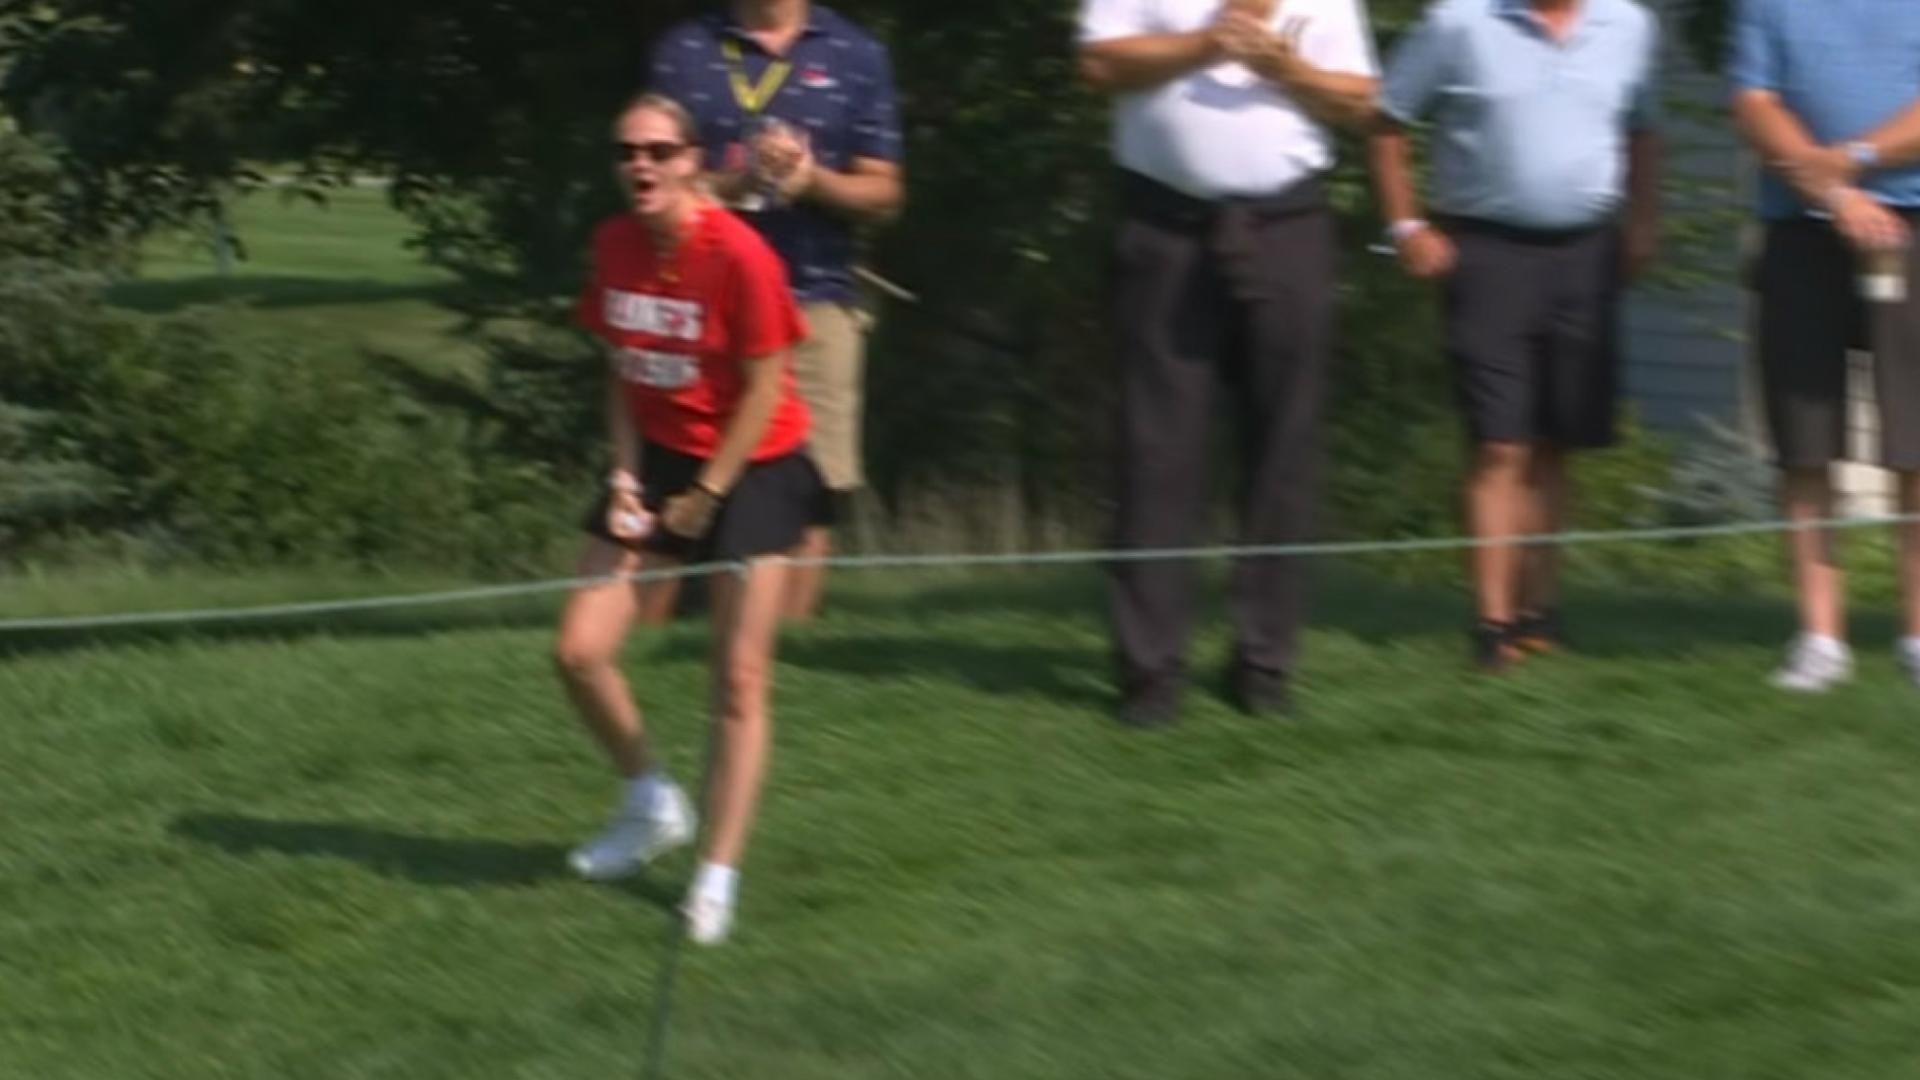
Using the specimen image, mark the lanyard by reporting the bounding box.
[721,38,792,116]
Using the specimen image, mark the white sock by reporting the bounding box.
[1899,636,1920,657]
[692,862,738,907]
[622,770,670,816]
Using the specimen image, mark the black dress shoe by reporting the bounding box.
[1227,663,1294,719]
[1116,677,1182,729]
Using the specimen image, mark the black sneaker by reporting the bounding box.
[1511,609,1565,655]
[1116,676,1182,729]
[1471,619,1524,674]
[1226,662,1294,720]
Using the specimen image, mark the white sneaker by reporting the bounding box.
[1897,638,1920,688]
[1768,634,1854,693]
[681,891,735,946]
[567,782,694,881]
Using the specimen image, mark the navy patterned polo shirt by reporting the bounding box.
[647,5,904,305]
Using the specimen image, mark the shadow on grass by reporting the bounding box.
[171,813,678,910]
[1315,571,1904,661]
[657,630,1114,710]
[0,577,732,660]
[6,563,1892,696]
[108,275,462,314]
[0,598,565,660]
[819,563,1892,661]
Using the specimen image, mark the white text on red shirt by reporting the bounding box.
[603,290,706,342]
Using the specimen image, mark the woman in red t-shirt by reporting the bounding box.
[554,93,823,946]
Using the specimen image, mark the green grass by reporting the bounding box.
[7,566,1920,1079]
[106,184,481,371]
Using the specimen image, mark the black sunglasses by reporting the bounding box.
[615,140,689,165]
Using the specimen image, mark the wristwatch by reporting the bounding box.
[1846,141,1881,170]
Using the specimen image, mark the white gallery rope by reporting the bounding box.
[2,513,1915,635]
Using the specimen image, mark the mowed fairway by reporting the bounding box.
[106,183,480,372]
[6,567,1920,1079]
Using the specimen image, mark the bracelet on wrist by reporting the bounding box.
[693,478,728,501]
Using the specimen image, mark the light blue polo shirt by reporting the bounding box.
[1729,0,1920,221]
[1381,0,1663,230]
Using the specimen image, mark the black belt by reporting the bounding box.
[1119,169,1327,231]
[1435,215,1609,246]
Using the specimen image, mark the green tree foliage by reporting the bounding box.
[1,0,1728,557]
[0,126,117,540]
[0,118,559,570]
[0,249,564,569]
[1676,0,1732,71]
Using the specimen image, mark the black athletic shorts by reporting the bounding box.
[582,441,825,563]
[1439,216,1624,449]
[1756,216,1920,470]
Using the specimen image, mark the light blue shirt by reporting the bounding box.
[1381,0,1662,230]
[1729,0,1920,221]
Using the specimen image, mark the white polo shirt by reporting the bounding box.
[1079,0,1379,200]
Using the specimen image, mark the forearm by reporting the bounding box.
[1077,33,1220,94]
[1626,130,1662,225]
[1733,90,1829,200]
[607,370,640,475]
[1368,126,1425,226]
[697,361,786,493]
[801,166,904,223]
[1262,62,1378,132]
[1859,99,1920,170]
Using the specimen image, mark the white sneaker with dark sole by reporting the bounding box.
[567,783,695,882]
[1768,634,1854,694]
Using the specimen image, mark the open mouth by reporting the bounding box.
[633,177,660,199]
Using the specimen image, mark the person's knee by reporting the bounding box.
[1473,441,1532,476]
[715,649,772,717]
[553,633,616,682]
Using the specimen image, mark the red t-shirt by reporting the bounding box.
[575,207,810,461]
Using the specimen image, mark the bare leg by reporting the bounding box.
[1467,440,1533,623]
[1783,466,1845,640]
[700,558,789,869]
[552,540,678,777]
[634,575,682,626]
[782,526,831,622]
[1900,470,1920,638]
[1519,442,1571,617]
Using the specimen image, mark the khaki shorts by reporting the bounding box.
[794,302,869,491]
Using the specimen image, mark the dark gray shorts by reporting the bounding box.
[1756,217,1920,471]
[1439,217,1624,449]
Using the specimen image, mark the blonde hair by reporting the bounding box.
[620,92,701,145]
